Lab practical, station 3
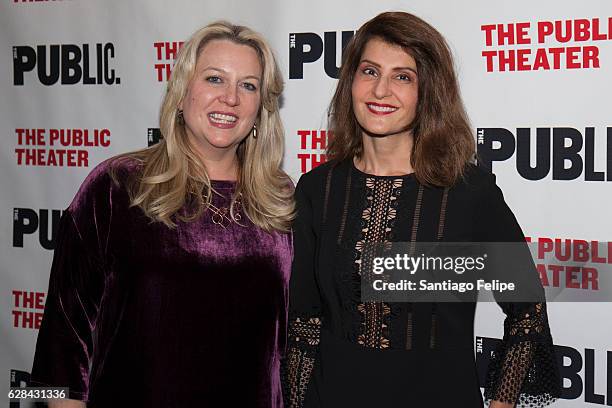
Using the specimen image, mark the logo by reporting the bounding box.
[527,237,611,293]
[13,208,62,250]
[153,41,183,82]
[480,18,612,72]
[11,290,45,330]
[476,127,612,181]
[147,128,162,146]
[13,43,120,86]
[14,128,111,167]
[289,31,355,79]
[296,129,329,173]
[476,337,612,405]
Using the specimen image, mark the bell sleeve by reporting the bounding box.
[30,164,115,401]
[282,174,323,408]
[475,171,561,407]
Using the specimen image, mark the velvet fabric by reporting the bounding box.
[31,159,292,407]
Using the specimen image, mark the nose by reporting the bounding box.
[220,84,240,106]
[373,77,392,99]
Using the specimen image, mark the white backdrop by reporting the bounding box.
[1,1,611,406]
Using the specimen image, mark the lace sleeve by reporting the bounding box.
[282,315,321,407]
[475,172,561,407]
[484,302,561,407]
[281,174,323,408]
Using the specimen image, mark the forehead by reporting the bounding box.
[195,39,262,75]
[360,37,416,68]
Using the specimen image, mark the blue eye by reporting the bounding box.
[206,76,222,83]
[242,82,257,92]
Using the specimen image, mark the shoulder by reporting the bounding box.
[449,163,500,199]
[295,159,343,194]
[459,166,526,241]
[298,160,337,183]
[292,161,344,216]
[68,155,141,214]
[443,164,509,217]
[461,163,496,190]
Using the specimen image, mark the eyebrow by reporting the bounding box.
[359,59,418,75]
[203,66,261,81]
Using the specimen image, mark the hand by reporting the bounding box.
[47,399,86,408]
[489,401,514,408]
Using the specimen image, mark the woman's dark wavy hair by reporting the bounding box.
[327,11,475,187]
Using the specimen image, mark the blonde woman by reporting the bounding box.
[31,21,293,408]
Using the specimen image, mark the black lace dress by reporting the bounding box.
[283,159,560,407]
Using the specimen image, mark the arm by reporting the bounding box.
[475,172,560,407]
[31,163,117,403]
[485,302,558,407]
[282,175,323,408]
[31,211,105,403]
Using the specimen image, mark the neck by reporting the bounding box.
[201,155,239,181]
[355,131,415,176]
[187,134,239,181]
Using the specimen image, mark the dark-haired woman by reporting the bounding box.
[283,12,560,408]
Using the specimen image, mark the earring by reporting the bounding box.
[177,109,185,125]
[252,124,258,139]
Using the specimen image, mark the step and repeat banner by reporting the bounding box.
[1,0,611,406]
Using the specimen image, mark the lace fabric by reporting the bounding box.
[284,162,560,407]
[282,316,321,408]
[484,303,560,407]
[354,177,403,349]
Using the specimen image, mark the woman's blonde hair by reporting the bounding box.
[114,21,294,231]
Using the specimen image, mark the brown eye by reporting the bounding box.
[397,73,412,82]
[362,67,377,77]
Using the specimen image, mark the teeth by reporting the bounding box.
[208,113,237,123]
[367,104,397,112]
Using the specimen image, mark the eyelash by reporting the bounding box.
[362,67,377,77]
[242,82,257,92]
[206,76,222,84]
[396,73,412,82]
[205,76,257,91]
[360,68,414,82]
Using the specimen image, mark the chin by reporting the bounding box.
[205,132,242,145]
[361,126,397,137]
[208,140,240,149]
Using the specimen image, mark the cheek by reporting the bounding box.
[410,86,419,105]
[244,95,262,118]
[351,87,364,113]
[401,88,418,109]
[185,84,216,109]
[182,90,197,112]
[351,80,364,101]
[252,96,262,114]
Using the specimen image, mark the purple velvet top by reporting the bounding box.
[31,159,292,407]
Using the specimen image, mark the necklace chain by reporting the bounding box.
[207,193,242,228]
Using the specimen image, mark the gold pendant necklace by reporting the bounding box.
[207,194,242,228]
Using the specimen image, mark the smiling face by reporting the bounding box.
[351,37,419,139]
[180,39,262,159]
